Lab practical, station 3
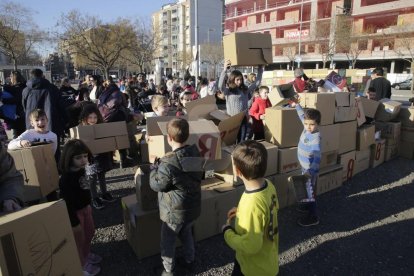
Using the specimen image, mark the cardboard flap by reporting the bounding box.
[185,95,217,120]
[217,111,245,146]
[260,48,273,64]
[269,84,296,106]
[146,116,176,136]
[210,110,230,121]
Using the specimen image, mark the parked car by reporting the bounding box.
[392,79,412,90]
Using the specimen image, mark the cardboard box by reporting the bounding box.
[334,106,357,123]
[8,144,59,202]
[320,150,338,169]
[335,92,356,107]
[278,147,300,174]
[94,121,128,138]
[116,135,130,150]
[385,139,399,161]
[401,126,414,143]
[223,32,272,66]
[185,95,217,121]
[135,164,158,211]
[260,140,279,176]
[85,137,116,154]
[375,99,402,122]
[264,106,302,148]
[338,151,356,182]
[69,124,95,141]
[354,149,371,175]
[135,133,149,163]
[354,97,367,126]
[267,169,301,209]
[399,140,414,159]
[374,121,401,139]
[214,146,242,186]
[359,97,379,118]
[338,121,357,154]
[0,201,82,276]
[316,164,343,195]
[319,124,340,153]
[370,139,386,168]
[269,84,297,106]
[302,93,335,125]
[397,106,414,127]
[357,124,375,150]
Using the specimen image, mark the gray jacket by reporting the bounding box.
[0,143,24,208]
[150,144,203,226]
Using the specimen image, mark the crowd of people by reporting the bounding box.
[0,64,391,276]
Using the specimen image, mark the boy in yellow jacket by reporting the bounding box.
[222,140,279,276]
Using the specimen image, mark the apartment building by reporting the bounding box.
[224,0,414,72]
[152,0,223,77]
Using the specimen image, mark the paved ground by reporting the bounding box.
[91,156,414,276]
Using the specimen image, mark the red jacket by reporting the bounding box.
[249,97,272,133]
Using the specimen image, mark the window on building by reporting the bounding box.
[307,44,315,53]
[358,39,368,50]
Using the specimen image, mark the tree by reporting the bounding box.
[58,11,135,79]
[201,43,223,78]
[0,2,46,70]
[176,49,193,76]
[283,44,297,70]
[314,20,335,69]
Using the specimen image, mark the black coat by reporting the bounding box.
[22,78,64,135]
[370,77,392,100]
[150,144,203,225]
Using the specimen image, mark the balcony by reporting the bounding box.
[226,0,312,19]
[237,17,305,32]
[352,0,412,16]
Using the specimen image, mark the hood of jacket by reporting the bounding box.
[26,78,51,90]
[164,144,203,173]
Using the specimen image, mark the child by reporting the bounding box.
[176,91,193,117]
[218,60,263,142]
[249,86,272,140]
[59,139,101,276]
[79,104,115,210]
[150,118,203,275]
[148,95,169,117]
[8,109,57,153]
[222,140,279,276]
[367,86,377,101]
[291,99,321,227]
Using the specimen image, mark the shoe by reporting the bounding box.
[87,252,102,264]
[101,193,116,203]
[83,262,101,276]
[297,215,320,227]
[296,202,310,213]
[161,269,174,276]
[176,257,194,272]
[92,198,105,210]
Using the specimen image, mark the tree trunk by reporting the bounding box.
[13,57,18,71]
[411,62,414,94]
[104,67,110,80]
[322,60,327,69]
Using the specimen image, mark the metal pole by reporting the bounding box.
[194,0,199,77]
[298,0,304,68]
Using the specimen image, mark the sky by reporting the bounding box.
[8,0,175,56]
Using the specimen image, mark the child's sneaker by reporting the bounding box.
[87,252,102,264]
[92,198,105,210]
[296,202,309,213]
[297,215,320,227]
[83,262,101,276]
[101,193,116,203]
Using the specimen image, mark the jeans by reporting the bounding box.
[160,221,195,272]
[73,205,95,266]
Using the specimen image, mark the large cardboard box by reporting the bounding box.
[264,106,302,148]
[214,146,242,186]
[401,126,414,143]
[260,141,278,176]
[223,32,272,66]
[338,151,356,182]
[319,124,340,153]
[84,137,116,154]
[0,201,82,276]
[316,164,343,195]
[357,124,375,150]
[337,121,357,154]
[397,106,414,127]
[94,121,128,138]
[370,139,386,168]
[335,92,356,107]
[278,147,300,174]
[8,144,59,202]
[269,84,297,106]
[399,140,414,159]
[375,99,402,122]
[354,97,367,126]
[135,164,158,211]
[320,150,338,169]
[385,138,399,161]
[267,169,301,209]
[374,121,401,139]
[69,124,95,141]
[359,97,379,118]
[354,149,371,175]
[302,93,335,125]
[185,95,217,120]
[334,107,357,123]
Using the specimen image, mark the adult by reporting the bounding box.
[89,75,104,103]
[0,141,24,214]
[2,71,26,138]
[22,68,64,160]
[369,67,392,100]
[199,78,212,98]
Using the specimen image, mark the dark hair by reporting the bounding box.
[304,108,321,125]
[232,140,267,180]
[78,87,90,101]
[91,75,102,86]
[31,68,43,78]
[167,118,189,143]
[11,70,26,84]
[79,104,103,124]
[59,139,93,173]
[368,86,376,92]
[228,70,247,91]
[201,77,208,86]
[30,108,47,120]
[373,67,384,76]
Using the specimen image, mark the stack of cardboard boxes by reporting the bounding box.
[398,106,414,159]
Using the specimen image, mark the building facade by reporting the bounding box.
[152,0,223,77]
[224,0,414,73]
